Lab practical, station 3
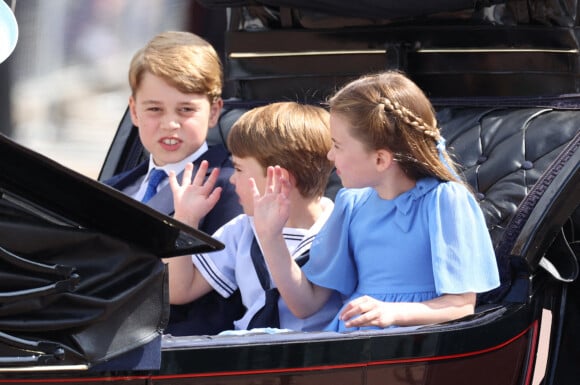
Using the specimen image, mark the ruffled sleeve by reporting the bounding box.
[302,188,371,297]
[428,182,500,295]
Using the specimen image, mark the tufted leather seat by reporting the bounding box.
[439,106,580,302]
[440,107,579,248]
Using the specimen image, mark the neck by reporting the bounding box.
[285,194,324,229]
[375,164,417,200]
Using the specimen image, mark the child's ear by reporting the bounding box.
[208,98,223,127]
[286,170,297,187]
[129,96,139,127]
[375,149,393,171]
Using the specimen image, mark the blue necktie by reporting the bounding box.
[141,168,167,203]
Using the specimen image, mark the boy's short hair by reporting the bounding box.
[128,31,222,102]
[227,102,333,198]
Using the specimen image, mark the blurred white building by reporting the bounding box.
[8,0,190,178]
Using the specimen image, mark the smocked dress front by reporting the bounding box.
[302,177,500,332]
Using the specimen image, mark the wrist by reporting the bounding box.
[173,213,201,228]
[256,232,284,248]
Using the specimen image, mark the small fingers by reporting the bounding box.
[265,166,276,193]
[272,166,284,194]
[277,168,291,199]
[191,160,209,186]
[340,296,376,324]
[340,297,364,320]
[204,166,220,190]
[249,177,260,200]
[168,170,179,192]
[180,162,194,186]
[270,166,291,197]
[344,311,377,328]
[208,186,223,206]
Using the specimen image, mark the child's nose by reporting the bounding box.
[161,115,180,130]
[327,148,335,161]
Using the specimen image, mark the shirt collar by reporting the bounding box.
[392,177,440,232]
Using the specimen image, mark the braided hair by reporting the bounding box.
[328,71,461,184]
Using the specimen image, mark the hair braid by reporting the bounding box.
[381,97,441,141]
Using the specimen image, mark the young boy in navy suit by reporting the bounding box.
[104,31,244,335]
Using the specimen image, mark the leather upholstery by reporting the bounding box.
[439,107,579,248]
[440,106,579,302]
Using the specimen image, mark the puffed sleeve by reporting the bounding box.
[428,182,500,295]
[303,188,368,297]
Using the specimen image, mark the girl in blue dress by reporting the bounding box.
[251,71,500,331]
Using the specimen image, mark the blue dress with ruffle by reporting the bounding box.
[302,177,500,332]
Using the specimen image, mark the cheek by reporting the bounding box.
[137,126,153,144]
[136,117,159,138]
[182,124,206,140]
[234,177,252,201]
[187,115,209,130]
[236,183,255,215]
[332,152,347,167]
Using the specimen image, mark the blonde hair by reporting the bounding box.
[227,102,333,198]
[328,71,460,183]
[128,31,222,102]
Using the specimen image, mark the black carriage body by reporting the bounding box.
[1,1,580,384]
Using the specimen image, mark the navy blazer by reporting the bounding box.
[104,144,246,336]
[104,144,242,236]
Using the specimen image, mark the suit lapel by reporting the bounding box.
[105,161,148,191]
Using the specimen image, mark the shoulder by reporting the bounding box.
[424,179,487,226]
[329,188,376,220]
[335,187,374,207]
[212,214,252,239]
[429,180,476,207]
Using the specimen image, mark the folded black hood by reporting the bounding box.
[0,134,223,369]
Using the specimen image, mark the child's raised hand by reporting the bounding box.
[170,161,222,228]
[251,165,291,240]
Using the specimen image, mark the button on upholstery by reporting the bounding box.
[522,160,533,170]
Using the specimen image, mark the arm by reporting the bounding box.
[251,166,333,318]
[164,255,213,304]
[339,292,476,328]
[162,160,221,304]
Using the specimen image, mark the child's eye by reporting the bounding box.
[145,107,161,113]
[179,107,196,114]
